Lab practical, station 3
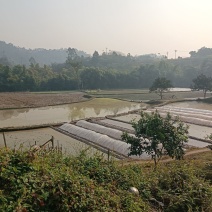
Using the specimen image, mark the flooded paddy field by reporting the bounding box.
[0,98,144,129]
[0,92,211,159]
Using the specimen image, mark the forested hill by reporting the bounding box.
[0,41,89,66]
[0,42,212,91]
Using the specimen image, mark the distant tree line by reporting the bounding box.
[0,45,212,92]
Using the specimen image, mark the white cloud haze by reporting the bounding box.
[0,0,212,58]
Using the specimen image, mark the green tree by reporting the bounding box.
[66,48,82,89]
[92,50,99,58]
[80,68,103,89]
[122,111,189,168]
[0,56,11,66]
[191,74,212,98]
[149,77,173,99]
[29,57,37,67]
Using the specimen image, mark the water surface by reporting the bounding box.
[0,98,143,128]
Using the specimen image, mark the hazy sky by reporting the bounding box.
[1,0,212,58]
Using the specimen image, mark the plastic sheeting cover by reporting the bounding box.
[157,106,212,116]
[76,120,134,140]
[147,108,212,127]
[150,108,212,121]
[59,123,149,159]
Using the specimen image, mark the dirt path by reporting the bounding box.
[120,148,211,166]
[0,92,89,109]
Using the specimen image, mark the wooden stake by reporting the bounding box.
[51,136,54,148]
[108,149,110,161]
[3,132,7,148]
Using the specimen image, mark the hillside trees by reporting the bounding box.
[66,48,82,90]
[0,64,57,91]
[81,68,103,89]
[2,45,212,92]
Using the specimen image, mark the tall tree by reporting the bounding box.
[66,48,82,89]
[29,57,37,67]
[191,74,212,98]
[92,50,99,58]
[149,77,173,99]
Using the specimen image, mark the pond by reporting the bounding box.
[0,98,144,129]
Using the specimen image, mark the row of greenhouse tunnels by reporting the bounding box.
[55,105,212,160]
[0,104,211,160]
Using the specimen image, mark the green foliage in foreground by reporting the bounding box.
[0,149,211,212]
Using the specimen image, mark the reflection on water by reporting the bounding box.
[0,98,144,128]
[169,101,212,111]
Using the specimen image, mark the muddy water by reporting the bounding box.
[0,98,144,128]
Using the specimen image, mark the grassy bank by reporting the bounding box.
[0,148,211,211]
[89,90,205,101]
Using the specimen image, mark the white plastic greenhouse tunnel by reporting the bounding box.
[59,123,149,159]
[76,120,135,140]
[145,107,212,127]
[150,108,212,121]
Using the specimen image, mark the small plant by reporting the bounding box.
[206,133,212,140]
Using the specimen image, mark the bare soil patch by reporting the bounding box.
[0,92,89,109]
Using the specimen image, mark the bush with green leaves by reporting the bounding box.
[0,148,211,212]
[122,111,189,167]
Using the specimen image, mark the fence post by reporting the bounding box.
[51,136,54,148]
[3,132,7,148]
[107,149,110,161]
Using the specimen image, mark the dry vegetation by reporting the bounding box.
[0,92,88,109]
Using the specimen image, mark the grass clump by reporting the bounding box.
[0,148,211,212]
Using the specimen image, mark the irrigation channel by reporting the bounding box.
[0,99,211,160]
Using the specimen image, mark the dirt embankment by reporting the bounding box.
[0,92,89,109]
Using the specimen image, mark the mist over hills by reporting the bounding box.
[0,41,89,66]
[2,40,212,67]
